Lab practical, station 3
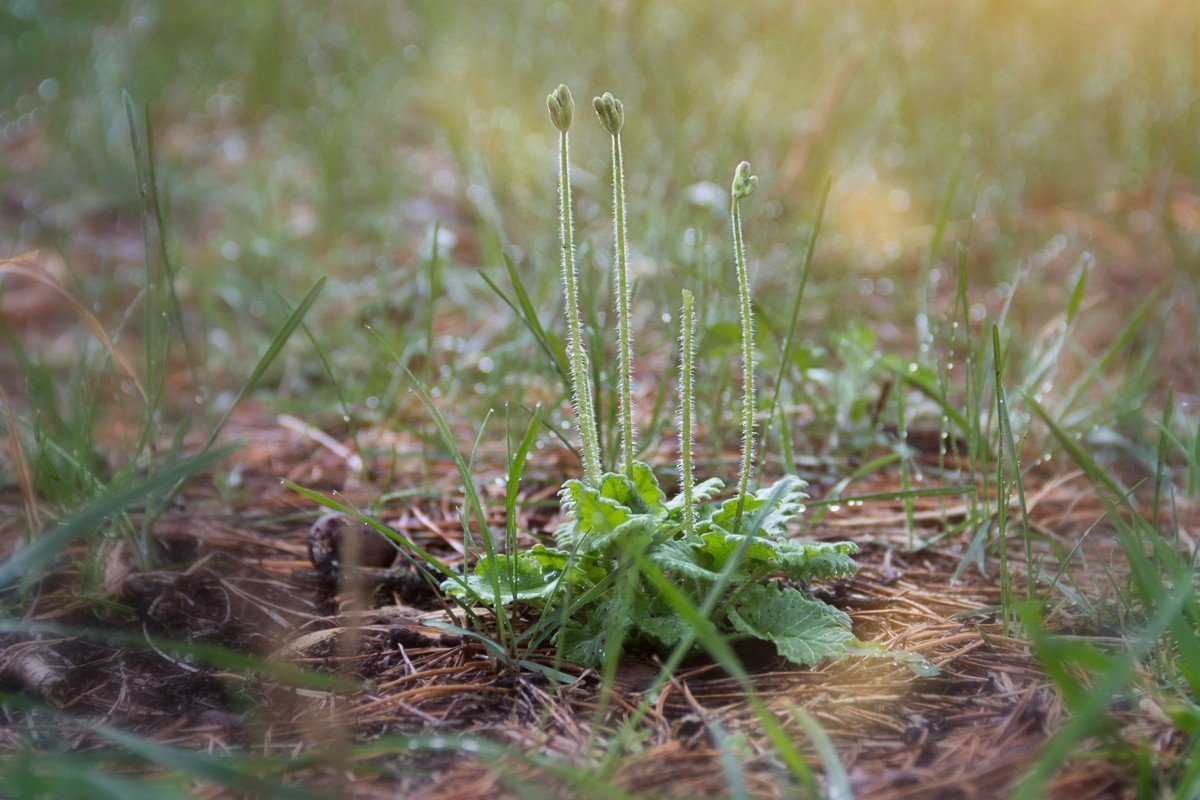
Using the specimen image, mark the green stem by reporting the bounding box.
[610,132,636,475]
[559,130,602,486]
[732,194,755,534]
[679,289,697,536]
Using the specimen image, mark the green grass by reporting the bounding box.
[4,1,1200,797]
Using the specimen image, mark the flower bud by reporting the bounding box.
[732,161,758,200]
[592,92,624,135]
[547,84,573,133]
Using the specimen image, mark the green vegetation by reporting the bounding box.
[3,2,1200,798]
[443,109,861,669]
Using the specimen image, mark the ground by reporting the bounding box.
[1,405,1189,797]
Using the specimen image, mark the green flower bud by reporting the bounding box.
[592,92,624,135]
[547,84,573,133]
[732,161,758,199]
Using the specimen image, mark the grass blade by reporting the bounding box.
[0,442,238,591]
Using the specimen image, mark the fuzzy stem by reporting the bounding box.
[679,289,697,536]
[731,192,755,534]
[610,132,636,475]
[604,131,633,474]
[558,129,602,486]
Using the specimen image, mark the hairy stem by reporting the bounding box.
[610,132,636,475]
[558,129,602,485]
[679,289,697,536]
[731,186,756,534]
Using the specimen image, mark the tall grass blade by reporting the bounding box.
[762,177,830,448]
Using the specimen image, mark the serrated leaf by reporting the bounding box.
[559,614,606,666]
[596,471,651,515]
[648,537,723,582]
[525,543,572,572]
[728,584,855,667]
[704,493,767,534]
[552,518,579,549]
[694,477,726,501]
[665,476,725,513]
[776,540,860,583]
[562,479,632,534]
[751,476,809,537]
[703,475,807,538]
[574,512,660,556]
[628,461,667,517]
[697,531,780,579]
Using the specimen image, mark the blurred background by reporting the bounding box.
[3,0,1200,458]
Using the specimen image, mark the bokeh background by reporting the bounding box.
[4,0,1200,453]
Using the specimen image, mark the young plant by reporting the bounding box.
[594,92,636,475]
[442,131,865,670]
[548,84,602,486]
[447,456,860,667]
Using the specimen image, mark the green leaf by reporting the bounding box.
[648,537,723,582]
[775,540,859,583]
[627,461,667,517]
[525,543,572,572]
[558,478,661,553]
[445,550,566,605]
[702,494,765,535]
[728,584,855,667]
[595,471,652,513]
[560,594,633,667]
[749,476,808,537]
[698,530,779,578]
[562,479,631,534]
[560,615,605,667]
[665,476,725,513]
[703,475,807,538]
[631,588,692,649]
